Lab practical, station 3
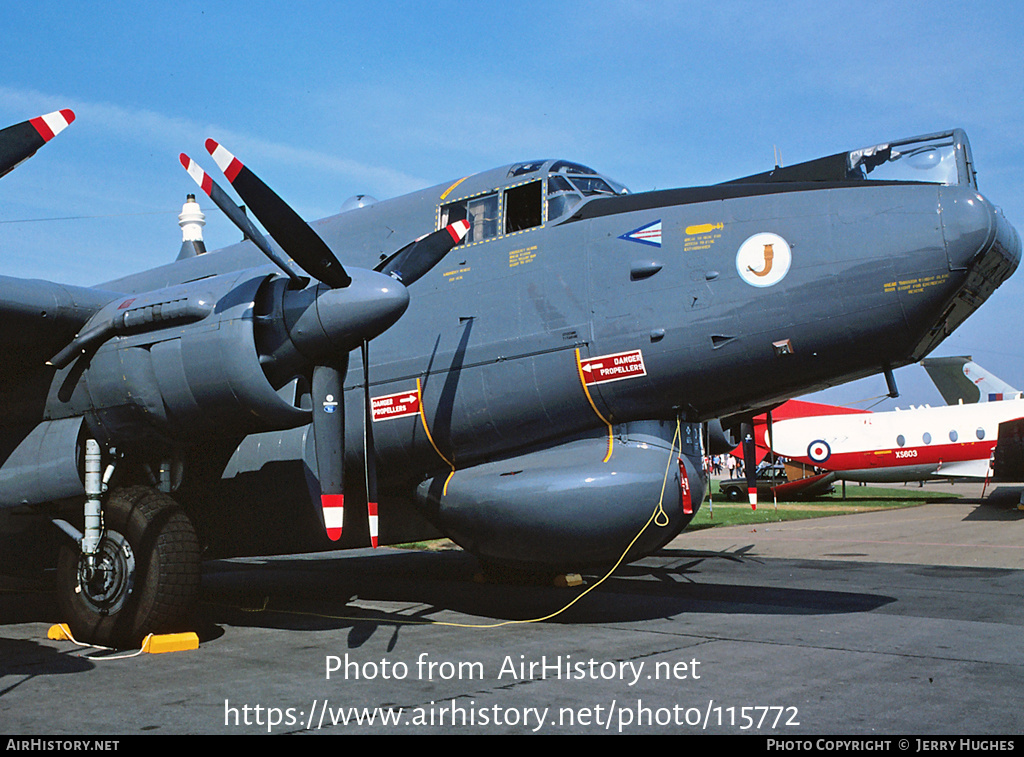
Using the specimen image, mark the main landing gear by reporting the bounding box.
[56,486,200,649]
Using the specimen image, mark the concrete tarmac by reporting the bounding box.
[1,485,1022,735]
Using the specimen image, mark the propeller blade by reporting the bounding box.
[0,109,75,179]
[376,220,470,285]
[741,420,757,510]
[179,153,307,288]
[361,341,379,548]
[313,362,347,541]
[205,139,351,288]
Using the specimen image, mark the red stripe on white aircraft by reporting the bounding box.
[790,440,995,472]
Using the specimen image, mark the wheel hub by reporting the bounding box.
[76,530,136,615]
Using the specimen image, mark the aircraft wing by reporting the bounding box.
[0,276,120,385]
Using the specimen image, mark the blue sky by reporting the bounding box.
[2,0,1023,409]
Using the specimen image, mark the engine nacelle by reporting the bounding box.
[52,271,310,448]
[414,422,706,569]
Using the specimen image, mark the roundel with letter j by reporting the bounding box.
[736,232,792,287]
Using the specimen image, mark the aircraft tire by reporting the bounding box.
[56,486,200,649]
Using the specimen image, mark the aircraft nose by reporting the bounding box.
[940,185,1021,280]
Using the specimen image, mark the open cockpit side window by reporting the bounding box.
[440,180,545,245]
[439,161,629,242]
[504,180,543,234]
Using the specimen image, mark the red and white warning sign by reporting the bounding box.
[371,390,420,422]
[580,349,647,386]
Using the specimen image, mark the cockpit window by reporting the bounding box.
[508,162,545,177]
[568,176,616,196]
[725,130,976,189]
[440,180,544,245]
[441,160,630,239]
[850,135,964,186]
[547,168,623,222]
[440,192,499,244]
[549,160,599,175]
[548,175,574,193]
[505,180,543,234]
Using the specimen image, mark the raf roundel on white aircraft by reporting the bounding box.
[807,439,832,463]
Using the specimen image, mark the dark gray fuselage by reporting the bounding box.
[1,149,1019,567]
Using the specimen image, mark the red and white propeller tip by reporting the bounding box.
[321,494,344,541]
[205,138,243,183]
[446,219,470,244]
[179,153,213,196]
[30,109,75,142]
[368,502,378,548]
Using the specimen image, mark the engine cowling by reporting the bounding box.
[50,268,407,448]
[61,272,306,446]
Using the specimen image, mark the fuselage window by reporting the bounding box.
[949,429,958,442]
[441,192,499,245]
[923,432,932,445]
[976,427,986,440]
[896,434,905,447]
[504,180,543,234]
[547,175,582,222]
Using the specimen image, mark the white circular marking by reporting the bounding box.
[736,232,792,288]
[807,439,831,463]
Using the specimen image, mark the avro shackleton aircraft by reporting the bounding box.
[0,115,1019,647]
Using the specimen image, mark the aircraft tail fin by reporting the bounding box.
[920,356,1019,404]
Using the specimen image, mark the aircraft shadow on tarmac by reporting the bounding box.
[193,546,895,647]
[965,487,1024,520]
[0,636,95,697]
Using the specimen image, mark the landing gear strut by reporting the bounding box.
[56,486,200,649]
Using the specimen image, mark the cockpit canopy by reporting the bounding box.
[728,129,977,189]
[438,159,628,246]
[545,160,629,222]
